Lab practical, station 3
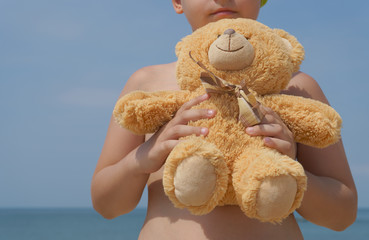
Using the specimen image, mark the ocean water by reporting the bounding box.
[0,208,368,240]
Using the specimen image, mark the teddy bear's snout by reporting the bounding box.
[208,29,255,71]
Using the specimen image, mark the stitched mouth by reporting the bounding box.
[216,45,244,53]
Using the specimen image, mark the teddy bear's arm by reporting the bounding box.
[113,90,192,135]
[260,94,342,148]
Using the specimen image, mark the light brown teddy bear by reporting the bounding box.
[113,18,342,223]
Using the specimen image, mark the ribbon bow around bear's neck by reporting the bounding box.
[189,51,264,127]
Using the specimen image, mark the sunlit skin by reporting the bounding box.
[173,0,260,31]
[91,1,357,239]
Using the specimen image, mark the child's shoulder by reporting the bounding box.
[283,71,329,104]
[123,62,178,93]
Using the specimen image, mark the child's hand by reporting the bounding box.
[136,94,216,174]
[246,106,297,159]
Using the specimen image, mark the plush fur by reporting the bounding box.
[113,19,342,223]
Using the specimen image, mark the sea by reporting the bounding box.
[0,208,368,240]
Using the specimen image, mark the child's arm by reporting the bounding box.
[91,116,147,219]
[246,72,357,230]
[289,73,357,230]
[91,68,216,219]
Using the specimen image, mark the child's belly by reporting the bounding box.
[140,177,303,240]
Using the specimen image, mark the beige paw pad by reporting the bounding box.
[174,156,216,206]
[256,175,297,219]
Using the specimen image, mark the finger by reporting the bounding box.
[173,108,216,125]
[160,139,180,154]
[165,125,209,140]
[263,137,296,159]
[178,93,209,113]
[259,106,283,124]
[261,112,278,124]
[259,105,274,115]
[246,123,286,138]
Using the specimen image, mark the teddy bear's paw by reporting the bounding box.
[255,175,297,221]
[174,155,217,206]
[233,151,307,222]
[163,137,229,215]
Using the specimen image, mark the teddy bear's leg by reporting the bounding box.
[163,136,229,215]
[233,148,307,223]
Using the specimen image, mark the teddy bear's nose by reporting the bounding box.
[224,29,236,35]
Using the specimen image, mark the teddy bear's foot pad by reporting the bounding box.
[163,137,229,214]
[174,156,217,206]
[256,175,297,220]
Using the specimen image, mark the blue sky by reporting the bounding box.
[1,0,368,209]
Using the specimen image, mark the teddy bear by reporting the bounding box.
[113,18,342,223]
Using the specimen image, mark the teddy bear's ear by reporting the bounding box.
[273,29,305,72]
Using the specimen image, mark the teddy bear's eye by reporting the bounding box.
[217,35,221,38]
[245,36,250,40]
